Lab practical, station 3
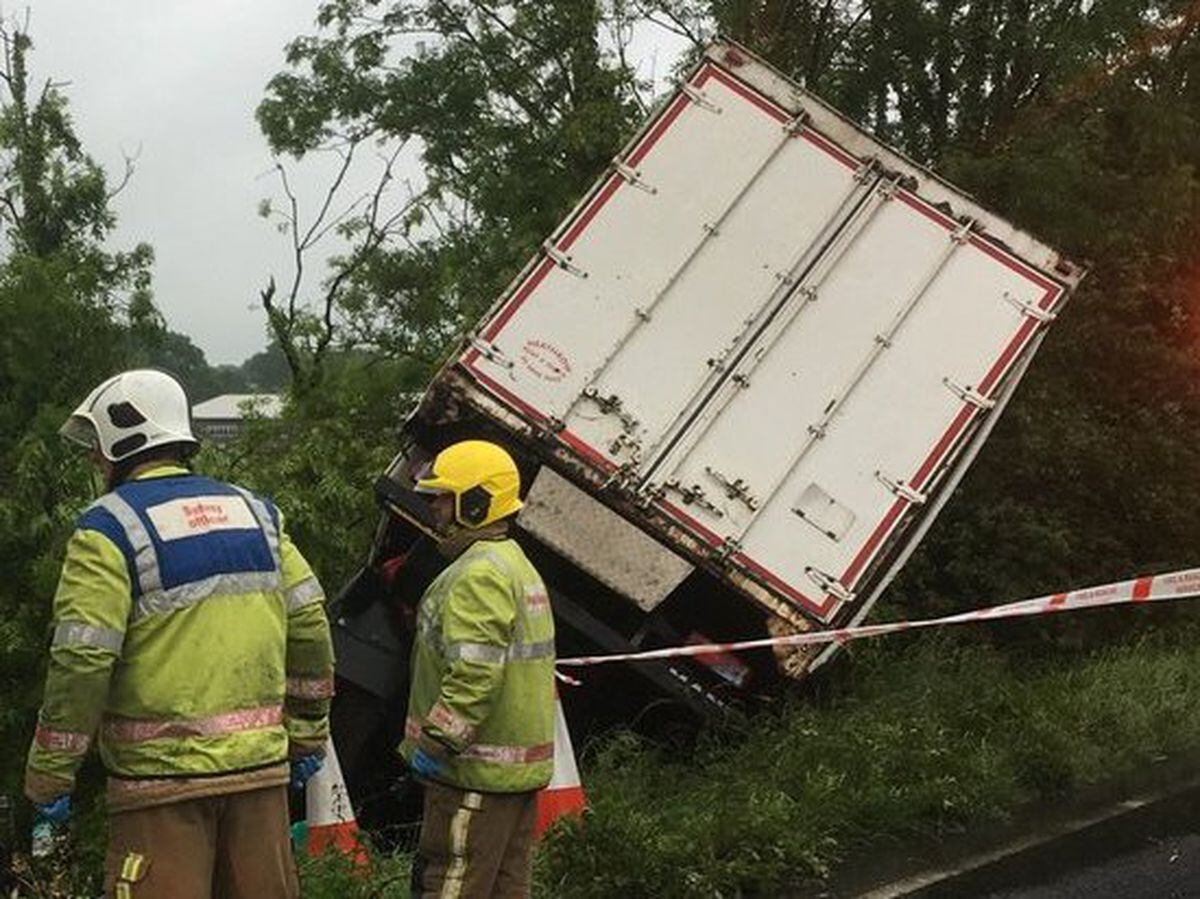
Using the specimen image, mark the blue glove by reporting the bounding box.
[410,748,446,779]
[290,754,324,791]
[31,795,71,858]
[33,795,71,825]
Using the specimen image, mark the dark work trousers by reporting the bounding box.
[103,785,299,899]
[412,780,538,899]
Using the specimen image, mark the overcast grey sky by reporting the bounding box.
[22,1,691,366]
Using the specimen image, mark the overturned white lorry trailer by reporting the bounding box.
[332,39,1085,775]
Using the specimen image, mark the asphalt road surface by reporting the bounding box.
[984,832,1200,898]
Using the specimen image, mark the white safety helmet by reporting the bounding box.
[61,369,199,462]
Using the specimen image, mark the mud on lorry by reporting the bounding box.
[328,39,1086,828]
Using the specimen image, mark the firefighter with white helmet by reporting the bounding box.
[400,440,556,898]
[25,369,333,898]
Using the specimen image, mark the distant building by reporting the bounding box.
[192,394,283,443]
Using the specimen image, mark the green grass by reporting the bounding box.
[21,628,1200,897]
[532,630,1200,898]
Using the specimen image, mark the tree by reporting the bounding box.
[0,24,156,861]
[256,1,647,393]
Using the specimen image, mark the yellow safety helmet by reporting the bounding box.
[415,440,523,528]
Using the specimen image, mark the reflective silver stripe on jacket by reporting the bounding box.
[444,638,556,664]
[231,487,282,570]
[507,638,555,661]
[133,571,282,620]
[52,621,125,654]
[91,493,161,596]
[285,577,325,613]
[444,641,507,664]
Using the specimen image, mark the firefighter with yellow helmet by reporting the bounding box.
[399,440,555,898]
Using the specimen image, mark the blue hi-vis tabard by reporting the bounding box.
[78,472,283,618]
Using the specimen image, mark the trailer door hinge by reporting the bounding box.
[853,157,880,183]
[543,241,588,278]
[784,110,809,135]
[470,338,514,369]
[714,536,742,562]
[805,566,855,604]
[681,83,722,113]
[950,218,976,244]
[1003,290,1057,322]
[943,377,996,409]
[612,159,658,194]
[875,470,928,504]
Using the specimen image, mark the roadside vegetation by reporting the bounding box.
[3,1,1200,897]
[289,622,1200,898]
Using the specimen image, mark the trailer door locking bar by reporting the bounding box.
[579,387,639,434]
[662,479,725,518]
[704,466,760,511]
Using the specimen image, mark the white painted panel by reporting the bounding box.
[466,66,863,469]
[457,46,1075,625]
[464,76,787,451]
[660,190,1059,617]
[561,126,862,467]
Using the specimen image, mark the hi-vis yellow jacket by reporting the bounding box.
[400,538,556,793]
[24,465,334,810]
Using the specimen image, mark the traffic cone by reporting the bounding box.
[535,693,587,839]
[306,738,368,865]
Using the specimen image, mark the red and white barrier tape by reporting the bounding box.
[557,567,1200,669]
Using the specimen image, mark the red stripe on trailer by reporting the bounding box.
[840,497,907,588]
[732,551,838,619]
[659,500,726,548]
[704,63,861,171]
[657,501,838,618]
[627,93,690,167]
[895,190,958,230]
[1133,577,1154,601]
[800,129,861,170]
[559,173,623,251]
[480,257,557,344]
[1047,592,1069,609]
[466,368,548,425]
[557,429,618,473]
[969,235,1061,294]
[977,317,1037,395]
[465,367,617,473]
[911,404,977,491]
[701,65,791,124]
